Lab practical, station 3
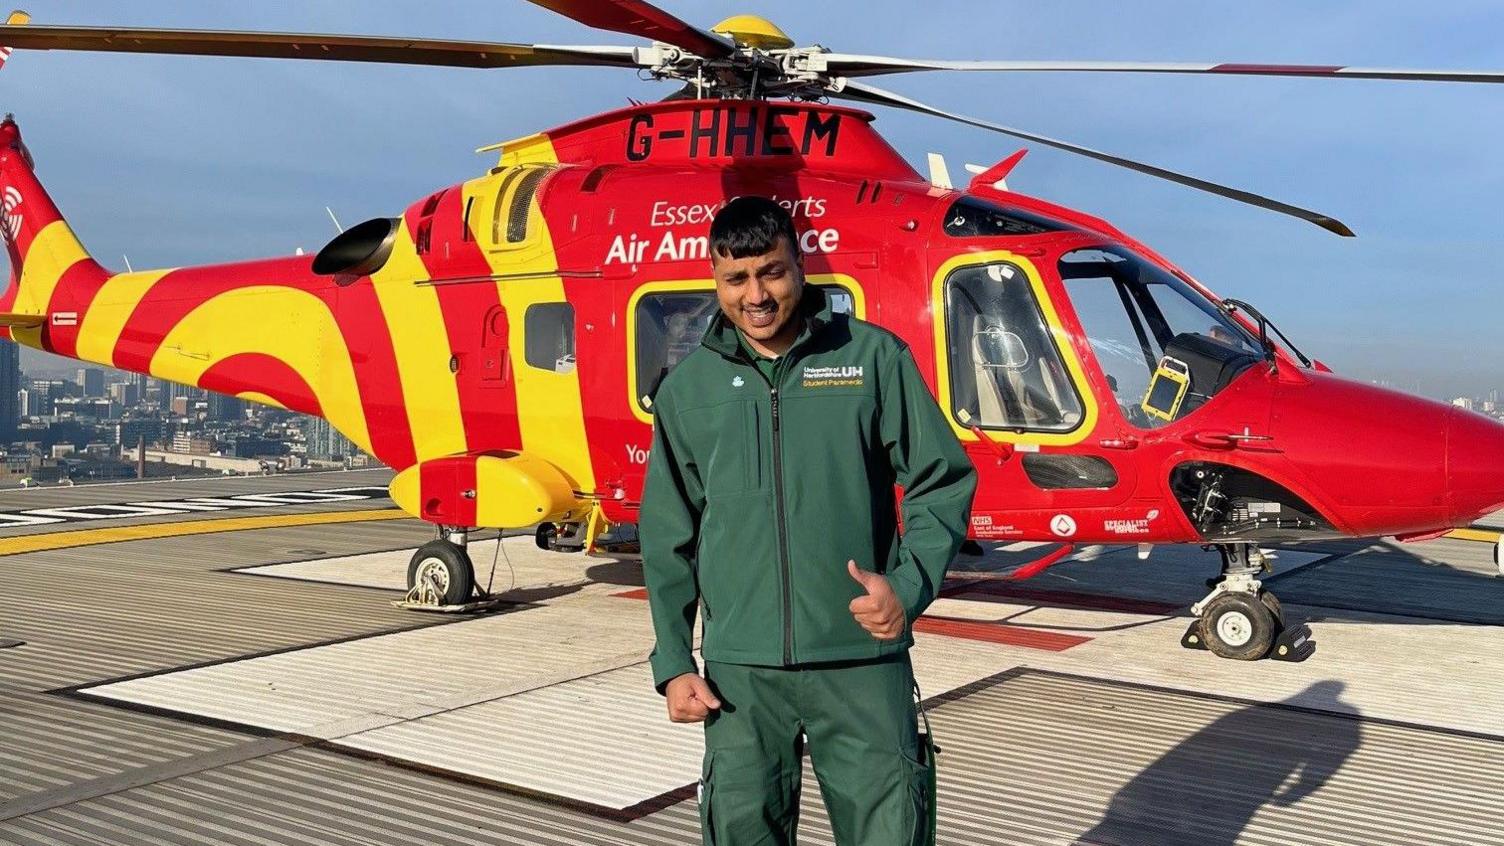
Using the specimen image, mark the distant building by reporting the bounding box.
[1453,397,1475,410]
[158,380,189,413]
[0,341,18,440]
[108,382,141,408]
[232,436,287,459]
[301,415,356,462]
[53,397,115,420]
[77,367,105,398]
[116,418,167,450]
[170,432,216,455]
[206,392,245,422]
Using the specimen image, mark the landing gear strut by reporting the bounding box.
[403,526,482,609]
[1181,543,1313,661]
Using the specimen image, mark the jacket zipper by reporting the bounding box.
[770,383,792,665]
[745,359,795,665]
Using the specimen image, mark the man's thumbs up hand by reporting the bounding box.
[847,560,905,641]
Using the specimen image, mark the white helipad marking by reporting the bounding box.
[237,536,622,593]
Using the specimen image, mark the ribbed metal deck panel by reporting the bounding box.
[0,685,242,804]
[0,519,434,691]
[0,747,704,846]
[923,670,1504,846]
[7,670,1502,845]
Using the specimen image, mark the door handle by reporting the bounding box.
[1185,428,1279,451]
[1098,437,1139,450]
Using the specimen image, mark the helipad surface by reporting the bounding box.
[1,470,1501,844]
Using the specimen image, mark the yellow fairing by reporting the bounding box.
[929,250,1098,447]
[388,453,577,527]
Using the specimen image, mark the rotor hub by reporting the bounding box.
[710,15,794,51]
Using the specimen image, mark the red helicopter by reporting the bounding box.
[1,2,1501,661]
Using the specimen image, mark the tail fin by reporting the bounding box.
[0,115,107,344]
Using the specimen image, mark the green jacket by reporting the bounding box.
[641,287,978,691]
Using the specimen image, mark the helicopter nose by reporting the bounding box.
[1447,406,1504,525]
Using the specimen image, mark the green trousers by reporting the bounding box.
[698,653,932,846]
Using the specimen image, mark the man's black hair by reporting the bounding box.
[709,196,800,261]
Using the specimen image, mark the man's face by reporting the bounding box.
[711,235,805,346]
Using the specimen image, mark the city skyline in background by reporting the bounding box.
[0,2,1501,402]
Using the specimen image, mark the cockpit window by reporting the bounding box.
[1061,248,1261,429]
[943,196,1070,238]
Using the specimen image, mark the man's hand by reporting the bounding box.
[847,560,905,641]
[665,673,722,723]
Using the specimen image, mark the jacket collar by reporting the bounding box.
[701,284,833,360]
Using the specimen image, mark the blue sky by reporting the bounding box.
[3,1,1501,399]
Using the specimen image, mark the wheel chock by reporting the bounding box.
[1269,620,1315,662]
[1180,618,1315,661]
[1180,619,1209,651]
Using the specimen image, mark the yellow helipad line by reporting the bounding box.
[0,509,411,556]
[1447,527,1502,544]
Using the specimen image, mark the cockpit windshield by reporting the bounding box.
[1061,248,1262,429]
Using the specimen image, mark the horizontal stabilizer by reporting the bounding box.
[0,311,43,328]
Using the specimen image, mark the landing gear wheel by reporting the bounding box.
[1199,592,1275,661]
[1259,590,1284,627]
[407,540,474,606]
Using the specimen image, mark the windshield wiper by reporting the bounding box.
[1221,299,1313,369]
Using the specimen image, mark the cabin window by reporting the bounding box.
[1061,247,1260,428]
[523,302,575,374]
[943,262,1083,432]
[633,285,855,413]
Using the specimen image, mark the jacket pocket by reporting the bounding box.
[901,743,937,846]
[681,400,759,497]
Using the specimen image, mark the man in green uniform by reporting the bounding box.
[641,196,977,845]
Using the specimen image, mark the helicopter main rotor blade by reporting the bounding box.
[0,23,643,70]
[832,79,1354,237]
[820,55,1504,85]
[524,0,735,59]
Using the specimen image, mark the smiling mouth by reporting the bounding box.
[744,302,777,329]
